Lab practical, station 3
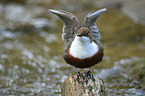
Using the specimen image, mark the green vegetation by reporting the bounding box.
[128,59,145,86]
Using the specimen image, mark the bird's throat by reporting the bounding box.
[69,36,99,59]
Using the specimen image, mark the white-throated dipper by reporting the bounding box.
[49,8,106,80]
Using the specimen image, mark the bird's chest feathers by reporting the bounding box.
[69,37,99,59]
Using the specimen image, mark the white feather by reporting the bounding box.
[69,36,99,59]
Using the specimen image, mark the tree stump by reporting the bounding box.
[61,74,106,96]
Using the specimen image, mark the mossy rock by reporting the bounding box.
[61,74,106,96]
[119,58,145,87]
[128,59,145,85]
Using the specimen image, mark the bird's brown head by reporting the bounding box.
[77,27,93,43]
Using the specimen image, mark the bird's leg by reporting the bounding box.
[86,68,92,77]
[76,68,83,83]
[85,68,95,82]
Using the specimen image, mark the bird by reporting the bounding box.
[49,8,106,81]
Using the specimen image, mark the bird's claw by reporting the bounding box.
[76,72,83,83]
[85,71,95,83]
[76,71,95,83]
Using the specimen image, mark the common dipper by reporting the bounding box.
[49,8,106,79]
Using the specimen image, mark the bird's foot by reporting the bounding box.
[76,71,95,83]
[76,71,83,83]
[85,71,95,83]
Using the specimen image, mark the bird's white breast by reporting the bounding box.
[69,36,99,59]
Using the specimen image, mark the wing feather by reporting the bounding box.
[49,9,80,43]
[83,8,107,39]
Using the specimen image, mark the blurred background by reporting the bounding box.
[0,0,145,95]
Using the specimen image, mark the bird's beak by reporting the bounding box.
[77,34,83,37]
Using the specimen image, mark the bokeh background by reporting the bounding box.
[0,0,145,95]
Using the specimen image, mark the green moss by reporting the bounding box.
[125,59,145,86]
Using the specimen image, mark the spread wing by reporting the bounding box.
[83,8,107,40]
[49,9,80,44]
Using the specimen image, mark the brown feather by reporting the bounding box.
[63,47,103,68]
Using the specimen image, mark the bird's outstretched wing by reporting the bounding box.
[83,8,107,40]
[49,9,80,44]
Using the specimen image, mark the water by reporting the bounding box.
[97,57,144,95]
[0,1,145,96]
[0,29,70,95]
